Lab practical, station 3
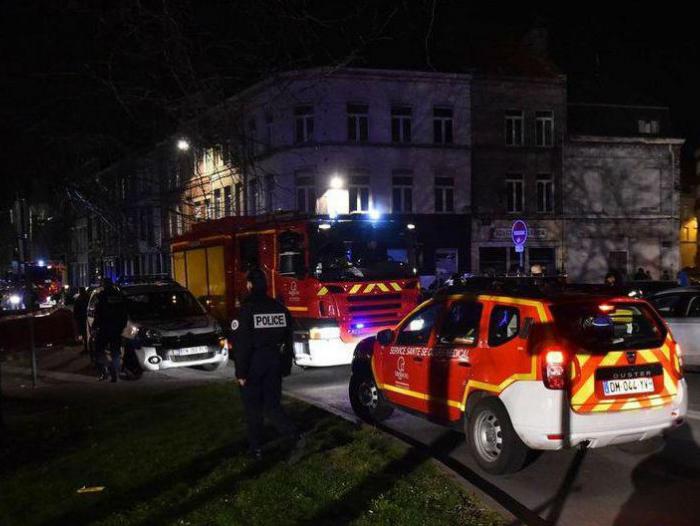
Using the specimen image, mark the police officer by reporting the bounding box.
[231,269,297,459]
[92,278,128,382]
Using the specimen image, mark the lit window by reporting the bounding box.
[349,174,371,213]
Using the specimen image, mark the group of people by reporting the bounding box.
[72,278,128,383]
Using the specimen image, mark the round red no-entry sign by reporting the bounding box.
[511,219,528,247]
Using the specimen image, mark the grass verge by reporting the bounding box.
[0,383,502,526]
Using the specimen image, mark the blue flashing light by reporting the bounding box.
[355,322,365,329]
[37,259,46,267]
[369,209,381,221]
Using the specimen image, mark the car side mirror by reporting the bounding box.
[377,329,394,346]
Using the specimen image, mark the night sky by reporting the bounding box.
[1,2,699,209]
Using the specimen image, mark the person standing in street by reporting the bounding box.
[92,278,128,382]
[231,269,299,460]
[73,287,90,354]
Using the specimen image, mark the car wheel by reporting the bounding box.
[349,372,393,423]
[202,361,227,371]
[122,348,144,380]
[467,397,529,475]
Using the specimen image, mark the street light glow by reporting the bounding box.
[177,139,190,151]
[330,175,343,189]
[406,223,416,230]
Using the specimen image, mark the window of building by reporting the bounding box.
[535,111,554,147]
[347,103,369,143]
[349,174,371,213]
[213,188,222,219]
[203,146,223,173]
[249,179,258,215]
[536,174,554,213]
[294,105,314,143]
[479,247,507,275]
[505,110,524,146]
[434,176,454,213]
[506,175,524,213]
[235,182,242,215]
[391,106,412,143]
[224,186,232,216]
[392,173,413,213]
[433,107,454,144]
[638,119,660,135]
[295,171,316,214]
[528,247,556,276]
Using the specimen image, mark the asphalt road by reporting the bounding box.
[282,365,700,526]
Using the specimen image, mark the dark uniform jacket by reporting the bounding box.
[232,293,294,379]
[93,288,128,339]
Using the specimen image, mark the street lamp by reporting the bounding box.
[330,175,343,189]
[176,139,190,152]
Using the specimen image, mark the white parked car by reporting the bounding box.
[649,287,700,368]
[87,279,229,377]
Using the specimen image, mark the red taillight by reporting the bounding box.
[543,350,567,390]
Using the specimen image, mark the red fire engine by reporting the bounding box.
[171,214,421,366]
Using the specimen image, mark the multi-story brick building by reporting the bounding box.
[179,68,474,277]
[470,71,567,275]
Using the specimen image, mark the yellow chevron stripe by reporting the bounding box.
[390,282,402,291]
[571,375,595,406]
[364,283,376,293]
[663,370,678,395]
[349,284,362,294]
[377,283,390,292]
[622,399,642,411]
[572,352,623,407]
[317,287,329,296]
[661,343,671,361]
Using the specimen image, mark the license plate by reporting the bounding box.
[603,377,655,396]
[171,346,208,357]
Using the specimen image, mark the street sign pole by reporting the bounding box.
[512,220,528,273]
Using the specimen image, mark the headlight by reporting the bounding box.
[9,294,21,306]
[309,326,341,340]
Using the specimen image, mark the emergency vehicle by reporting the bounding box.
[349,283,687,474]
[171,214,420,367]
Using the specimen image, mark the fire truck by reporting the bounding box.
[170,214,421,366]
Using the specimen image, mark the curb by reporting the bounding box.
[1,365,97,384]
